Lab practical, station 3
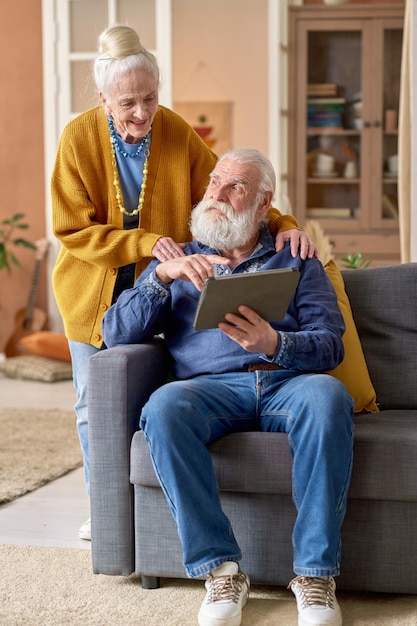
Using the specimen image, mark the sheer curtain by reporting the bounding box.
[398,0,416,262]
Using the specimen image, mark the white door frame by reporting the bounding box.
[41,0,172,330]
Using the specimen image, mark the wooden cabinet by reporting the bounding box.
[288,4,404,266]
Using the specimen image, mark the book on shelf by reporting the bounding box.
[306,208,352,219]
[307,98,346,128]
[307,83,338,97]
[307,97,346,106]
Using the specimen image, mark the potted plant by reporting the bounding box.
[340,252,371,270]
[0,213,36,273]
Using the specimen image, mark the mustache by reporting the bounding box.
[195,200,234,219]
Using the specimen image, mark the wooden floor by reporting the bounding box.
[0,370,90,550]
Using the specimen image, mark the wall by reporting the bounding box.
[0,2,46,354]
[0,0,411,353]
[172,0,269,152]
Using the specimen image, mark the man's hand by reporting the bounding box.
[155,254,231,291]
[275,228,318,260]
[218,305,279,356]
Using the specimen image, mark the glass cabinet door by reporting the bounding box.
[378,20,403,228]
[304,23,364,226]
[294,14,403,233]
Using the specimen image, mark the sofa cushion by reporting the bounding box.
[342,263,417,410]
[132,408,417,502]
[131,430,293,495]
[325,261,378,413]
[349,410,417,501]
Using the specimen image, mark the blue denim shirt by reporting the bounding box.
[103,227,345,379]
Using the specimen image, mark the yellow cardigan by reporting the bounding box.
[52,105,298,347]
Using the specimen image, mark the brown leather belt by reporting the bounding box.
[247,363,285,372]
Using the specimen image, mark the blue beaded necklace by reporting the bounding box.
[107,114,149,158]
[107,114,151,216]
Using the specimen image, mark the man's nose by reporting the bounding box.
[210,184,227,202]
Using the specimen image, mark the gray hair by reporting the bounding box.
[94,25,160,97]
[217,148,276,196]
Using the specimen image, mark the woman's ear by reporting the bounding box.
[99,92,111,115]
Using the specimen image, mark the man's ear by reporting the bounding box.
[257,191,273,218]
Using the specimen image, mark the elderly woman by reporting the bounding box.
[51,24,315,540]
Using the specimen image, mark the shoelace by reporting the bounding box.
[207,573,248,604]
[289,576,335,609]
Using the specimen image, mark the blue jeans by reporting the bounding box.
[69,340,106,494]
[139,370,354,579]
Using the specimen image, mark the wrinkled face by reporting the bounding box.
[190,158,269,250]
[100,68,159,144]
[204,158,263,216]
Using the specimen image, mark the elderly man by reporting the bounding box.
[103,148,354,626]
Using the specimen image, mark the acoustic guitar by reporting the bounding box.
[5,238,49,357]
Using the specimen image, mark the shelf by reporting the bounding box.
[307,177,360,184]
[306,207,352,219]
[307,128,361,137]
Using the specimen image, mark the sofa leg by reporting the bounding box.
[141,575,161,589]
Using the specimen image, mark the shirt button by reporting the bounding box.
[109,268,117,275]
[93,334,101,342]
[100,303,107,311]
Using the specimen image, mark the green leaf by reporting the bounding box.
[11,213,26,222]
[10,251,21,267]
[12,238,37,249]
[340,252,371,269]
[0,244,7,270]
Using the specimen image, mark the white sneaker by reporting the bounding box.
[198,562,249,626]
[289,576,342,626]
[78,518,91,541]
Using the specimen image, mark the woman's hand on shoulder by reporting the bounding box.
[152,237,186,261]
[275,229,318,260]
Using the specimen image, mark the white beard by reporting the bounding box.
[190,200,261,250]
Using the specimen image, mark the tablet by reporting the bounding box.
[193,267,300,330]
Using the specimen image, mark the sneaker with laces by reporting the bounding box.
[198,561,249,626]
[289,576,342,626]
[78,518,91,541]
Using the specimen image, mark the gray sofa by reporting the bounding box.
[89,262,417,594]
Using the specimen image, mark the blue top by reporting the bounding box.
[102,227,345,379]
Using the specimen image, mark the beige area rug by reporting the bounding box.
[1,546,417,626]
[0,408,82,504]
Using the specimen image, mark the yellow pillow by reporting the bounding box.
[324,260,378,413]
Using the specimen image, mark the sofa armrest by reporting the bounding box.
[89,340,169,575]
